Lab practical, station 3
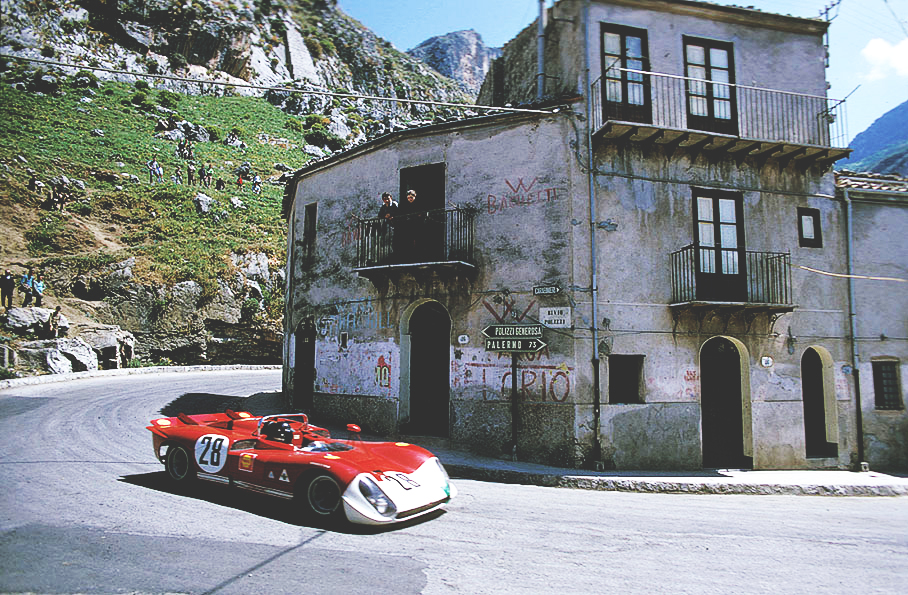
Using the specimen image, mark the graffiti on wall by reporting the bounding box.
[453,349,573,402]
[482,298,536,324]
[487,177,561,215]
[340,213,361,247]
[376,355,392,389]
[318,300,395,339]
[318,343,397,396]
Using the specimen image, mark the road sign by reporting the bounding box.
[482,324,543,338]
[484,337,548,353]
[540,307,571,328]
[533,285,561,296]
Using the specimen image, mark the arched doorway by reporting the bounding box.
[294,320,316,412]
[404,301,451,437]
[700,336,752,468]
[801,347,838,458]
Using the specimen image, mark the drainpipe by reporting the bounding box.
[844,188,865,467]
[537,0,547,101]
[583,0,602,465]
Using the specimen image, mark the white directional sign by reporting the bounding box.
[484,337,547,353]
[540,307,571,328]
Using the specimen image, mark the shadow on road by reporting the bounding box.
[159,390,285,418]
[118,471,444,534]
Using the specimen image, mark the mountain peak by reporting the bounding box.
[408,30,502,96]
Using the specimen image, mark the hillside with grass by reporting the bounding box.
[0,69,311,372]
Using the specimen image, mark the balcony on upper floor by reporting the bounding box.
[351,206,478,282]
[591,68,851,168]
[669,244,796,317]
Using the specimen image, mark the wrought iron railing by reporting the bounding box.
[671,245,793,305]
[592,68,848,148]
[355,206,477,268]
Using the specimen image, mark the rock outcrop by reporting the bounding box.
[1,0,474,147]
[408,30,501,96]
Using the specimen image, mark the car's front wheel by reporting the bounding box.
[165,445,197,484]
[305,473,342,518]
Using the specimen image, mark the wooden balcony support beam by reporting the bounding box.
[775,146,808,169]
[658,131,690,154]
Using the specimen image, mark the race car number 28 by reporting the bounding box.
[194,434,228,473]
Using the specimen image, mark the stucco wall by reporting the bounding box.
[283,112,593,465]
[852,199,908,470]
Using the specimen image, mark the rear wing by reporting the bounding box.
[147,409,257,437]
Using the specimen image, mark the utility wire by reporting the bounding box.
[0,54,556,116]
[882,0,908,37]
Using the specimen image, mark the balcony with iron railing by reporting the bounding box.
[591,68,851,167]
[669,244,795,314]
[351,206,478,281]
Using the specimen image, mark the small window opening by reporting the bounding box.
[872,360,903,410]
[608,354,645,404]
[798,207,822,248]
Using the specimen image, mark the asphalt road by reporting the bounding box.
[2,370,907,594]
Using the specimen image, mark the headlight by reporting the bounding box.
[359,476,397,517]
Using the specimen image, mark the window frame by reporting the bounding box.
[600,23,652,125]
[683,36,738,135]
[872,360,903,411]
[301,202,318,266]
[797,207,823,248]
[607,354,646,404]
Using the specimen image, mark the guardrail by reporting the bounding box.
[355,207,477,268]
[592,68,848,148]
[671,245,793,305]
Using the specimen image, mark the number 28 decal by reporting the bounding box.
[194,434,228,473]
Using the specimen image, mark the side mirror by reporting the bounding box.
[346,424,361,433]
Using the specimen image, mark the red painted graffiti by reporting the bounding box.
[488,177,559,215]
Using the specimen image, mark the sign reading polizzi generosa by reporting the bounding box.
[540,307,571,328]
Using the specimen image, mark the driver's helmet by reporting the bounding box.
[261,421,293,443]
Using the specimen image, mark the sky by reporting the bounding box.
[337,0,908,143]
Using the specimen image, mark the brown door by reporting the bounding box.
[700,337,751,468]
[407,302,451,437]
[694,190,747,302]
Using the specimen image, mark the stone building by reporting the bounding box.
[834,172,908,470]
[282,0,905,469]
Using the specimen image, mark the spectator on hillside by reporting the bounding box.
[236,175,244,189]
[32,274,46,307]
[0,269,15,309]
[187,161,196,186]
[173,163,183,185]
[147,157,159,184]
[19,269,35,307]
[46,305,63,338]
[215,178,225,191]
[204,163,214,187]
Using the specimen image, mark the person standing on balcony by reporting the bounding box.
[396,189,425,263]
[376,191,398,264]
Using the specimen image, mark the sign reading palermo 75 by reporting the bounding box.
[483,337,547,353]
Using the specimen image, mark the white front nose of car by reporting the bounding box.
[342,457,455,525]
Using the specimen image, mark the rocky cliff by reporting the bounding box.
[408,29,501,96]
[0,0,473,143]
[0,0,491,378]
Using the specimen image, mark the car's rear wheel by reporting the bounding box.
[305,473,342,517]
[165,445,196,483]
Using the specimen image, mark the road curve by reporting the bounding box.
[2,370,908,595]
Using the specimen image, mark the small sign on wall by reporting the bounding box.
[540,307,571,328]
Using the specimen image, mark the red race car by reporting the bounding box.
[147,410,456,525]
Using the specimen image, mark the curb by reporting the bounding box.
[445,465,908,497]
[0,364,282,390]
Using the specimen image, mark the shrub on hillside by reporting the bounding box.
[158,89,182,109]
